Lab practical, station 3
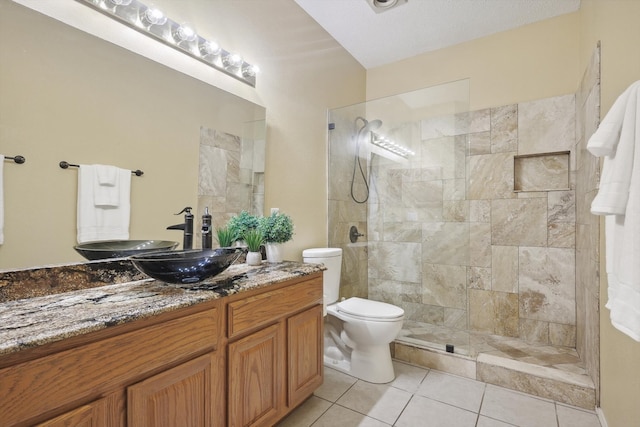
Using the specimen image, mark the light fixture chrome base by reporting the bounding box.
[364,0,408,14]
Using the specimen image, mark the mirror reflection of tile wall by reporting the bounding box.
[197,126,265,247]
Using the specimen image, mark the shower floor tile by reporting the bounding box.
[396,320,586,376]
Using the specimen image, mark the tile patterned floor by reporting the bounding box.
[277,362,602,427]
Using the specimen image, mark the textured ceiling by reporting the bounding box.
[294,0,581,69]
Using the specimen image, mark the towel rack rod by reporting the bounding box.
[59,161,143,176]
[4,155,26,164]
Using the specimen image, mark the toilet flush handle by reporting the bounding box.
[349,226,365,243]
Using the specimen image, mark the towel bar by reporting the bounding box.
[59,161,144,176]
[4,155,25,164]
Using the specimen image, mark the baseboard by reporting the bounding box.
[596,407,608,427]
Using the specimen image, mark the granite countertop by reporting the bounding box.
[0,261,324,357]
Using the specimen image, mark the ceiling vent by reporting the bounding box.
[365,0,408,13]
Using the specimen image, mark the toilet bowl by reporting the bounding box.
[303,248,405,383]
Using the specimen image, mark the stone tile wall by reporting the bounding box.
[368,93,579,348]
[574,44,601,402]
[197,127,264,245]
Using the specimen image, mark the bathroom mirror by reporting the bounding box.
[0,1,266,270]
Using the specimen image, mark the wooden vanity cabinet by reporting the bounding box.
[0,271,324,427]
[226,273,323,427]
[0,300,223,427]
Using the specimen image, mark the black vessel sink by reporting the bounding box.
[74,240,179,261]
[129,248,242,284]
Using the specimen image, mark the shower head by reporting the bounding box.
[355,116,383,133]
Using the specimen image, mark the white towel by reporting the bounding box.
[588,80,640,341]
[93,164,120,207]
[0,155,4,245]
[77,164,131,243]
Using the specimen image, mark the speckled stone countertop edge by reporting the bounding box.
[0,261,325,357]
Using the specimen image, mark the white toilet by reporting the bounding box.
[303,247,404,383]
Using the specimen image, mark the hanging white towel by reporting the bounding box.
[93,164,120,207]
[588,80,640,341]
[77,164,131,243]
[0,155,4,245]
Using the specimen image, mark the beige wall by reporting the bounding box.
[579,1,640,426]
[366,12,580,109]
[0,0,365,269]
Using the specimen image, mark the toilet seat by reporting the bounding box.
[336,297,404,322]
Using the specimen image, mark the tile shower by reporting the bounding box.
[328,45,601,408]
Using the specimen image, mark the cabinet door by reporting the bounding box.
[228,323,284,427]
[36,393,122,427]
[128,353,215,427]
[287,305,323,408]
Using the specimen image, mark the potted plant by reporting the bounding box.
[243,229,264,266]
[258,211,294,263]
[215,226,235,248]
[227,211,260,244]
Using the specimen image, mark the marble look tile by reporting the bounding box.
[396,394,477,427]
[556,404,602,427]
[491,104,518,153]
[470,200,491,222]
[443,200,469,222]
[400,301,444,324]
[549,190,576,223]
[390,361,429,393]
[417,370,486,412]
[548,222,576,248]
[519,247,576,325]
[336,381,412,425]
[402,180,443,207]
[514,153,569,192]
[492,198,547,247]
[423,222,469,266]
[444,307,468,329]
[276,396,331,427]
[313,367,357,402]
[469,290,519,337]
[422,264,467,310]
[467,153,515,200]
[549,323,577,347]
[518,94,576,156]
[421,136,466,180]
[443,178,466,201]
[456,109,491,134]
[198,144,227,196]
[470,223,491,267]
[383,221,422,243]
[468,267,491,290]
[393,343,477,379]
[476,416,514,427]
[519,318,550,345]
[369,242,422,283]
[368,278,404,307]
[468,131,491,155]
[491,246,518,293]
[477,363,595,410]
[309,404,390,427]
[480,385,558,427]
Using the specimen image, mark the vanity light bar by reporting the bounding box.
[77,0,258,87]
[370,132,415,158]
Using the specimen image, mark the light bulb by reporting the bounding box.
[222,53,243,69]
[141,6,167,26]
[108,0,132,5]
[242,64,259,78]
[173,23,197,43]
[199,40,221,57]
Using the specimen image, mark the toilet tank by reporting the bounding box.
[302,248,342,305]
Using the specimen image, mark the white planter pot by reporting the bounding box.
[246,251,262,266]
[265,243,283,263]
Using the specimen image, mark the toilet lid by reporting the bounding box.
[336,297,404,320]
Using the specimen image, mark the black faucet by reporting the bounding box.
[201,207,213,249]
[167,207,194,250]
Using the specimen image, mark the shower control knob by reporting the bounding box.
[349,225,365,243]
